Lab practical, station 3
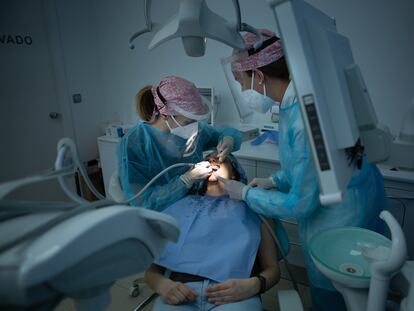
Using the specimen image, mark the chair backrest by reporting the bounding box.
[108,170,126,202]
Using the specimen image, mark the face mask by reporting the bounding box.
[166,116,198,140]
[242,71,275,113]
[166,116,199,157]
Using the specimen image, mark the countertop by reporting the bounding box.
[233,140,280,163]
[234,139,414,185]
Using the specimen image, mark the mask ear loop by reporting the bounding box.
[170,115,183,128]
[164,118,173,131]
[251,70,267,97]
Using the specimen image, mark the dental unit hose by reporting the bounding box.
[122,163,194,204]
[55,138,194,205]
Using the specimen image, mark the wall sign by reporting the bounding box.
[0,35,33,46]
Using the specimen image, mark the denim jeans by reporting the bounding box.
[153,279,262,311]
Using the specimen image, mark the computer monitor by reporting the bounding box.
[269,0,362,205]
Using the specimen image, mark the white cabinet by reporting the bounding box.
[257,161,280,178]
[97,136,120,196]
[383,180,414,259]
[236,158,281,182]
[236,158,257,183]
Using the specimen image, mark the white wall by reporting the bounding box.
[307,0,414,135]
[55,0,106,161]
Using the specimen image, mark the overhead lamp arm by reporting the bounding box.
[232,0,242,31]
[241,22,264,50]
[129,0,153,49]
[231,0,264,50]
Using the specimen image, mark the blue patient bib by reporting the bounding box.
[154,195,261,282]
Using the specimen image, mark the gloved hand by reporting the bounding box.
[180,161,212,188]
[221,179,249,201]
[216,136,234,162]
[249,177,276,189]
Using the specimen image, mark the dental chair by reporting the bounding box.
[0,135,181,311]
[0,199,179,311]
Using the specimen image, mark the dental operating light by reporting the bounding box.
[129,0,264,57]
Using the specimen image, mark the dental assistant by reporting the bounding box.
[222,29,386,311]
[117,75,242,211]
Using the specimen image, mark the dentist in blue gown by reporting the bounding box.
[221,29,386,311]
[118,75,242,211]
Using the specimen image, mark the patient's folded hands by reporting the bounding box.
[158,278,198,305]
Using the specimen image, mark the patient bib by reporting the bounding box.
[154,195,261,282]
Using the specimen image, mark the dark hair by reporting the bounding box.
[245,36,290,81]
[136,86,158,121]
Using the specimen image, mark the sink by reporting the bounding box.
[309,227,391,288]
[309,212,407,311]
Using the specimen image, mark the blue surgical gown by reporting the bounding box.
[244,95,386,290]
[117,121,242,211]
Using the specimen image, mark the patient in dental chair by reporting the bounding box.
[145,154,280,311]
